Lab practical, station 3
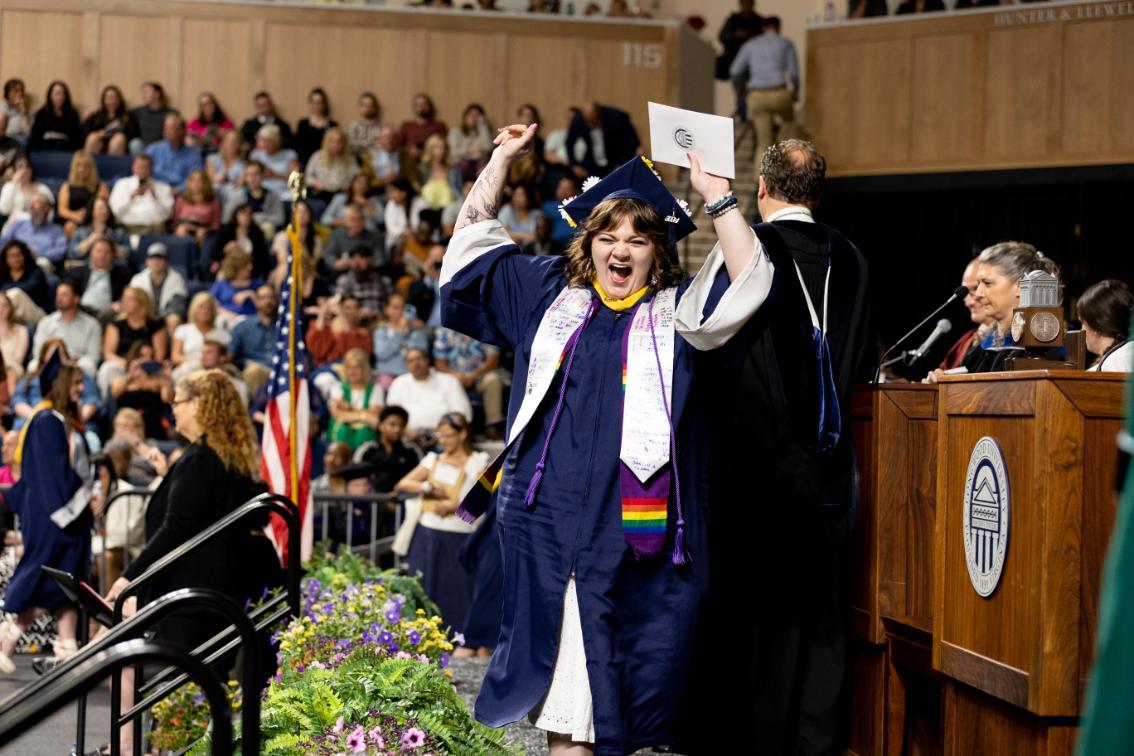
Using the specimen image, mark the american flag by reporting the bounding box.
[260,236,313,564]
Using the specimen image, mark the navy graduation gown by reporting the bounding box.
[441,239,729,754]
[5,411,91,614]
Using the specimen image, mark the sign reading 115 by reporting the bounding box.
[623,43,663,70]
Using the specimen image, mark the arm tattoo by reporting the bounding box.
[454,164,504,233]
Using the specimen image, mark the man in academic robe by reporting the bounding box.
[687,140,874,755]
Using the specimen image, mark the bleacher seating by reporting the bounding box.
[138,234,197,281]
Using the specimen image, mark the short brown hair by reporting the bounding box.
[563,198,683,290]
[1077,279,1132,339]
[760,139,827,208]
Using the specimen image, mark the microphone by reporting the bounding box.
[908,318,953,362]
[873,285,969,382]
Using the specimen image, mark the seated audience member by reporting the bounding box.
[327,347,384,449]
[373,293,430,387]
[172,169,222,245]
[526,215,563,257]
[347,92,384,157]
[110,407,167,485]
[448,104,494,180]
[110,342,173,439]
[433,327,505,435]
[322,174,382,231]
[2,79,30,143]
[145,115,204,191]
[229,284,278,396]
[955,0,1005,7]
[0,430,19,487]
[98,286,167,398]
[223,161,285,237]
[0,156,52,232]
[186,92,234,151]
[129,241,188,331]
[385,347,472,443]
[199,339,249,406]
[211,202,271,281]
[896,0,946,12]
[0,113,21,180]
[356,405,419,493]
[399,214,440,282]
[57,152,109,237]
[82,84,138,155]
[270,200,323,288]
[417,134,463,210]
[498,184,543,244]
[30,280,101,376]
[210,247,263,321]
[324,204,385,272]
[565,101,640,178]
[172,292,230,379]
[398,93,448,159]
[383,179,426,255]
[14,339,100,433]
[130,81,177,147]
[240,91,294,150]
[69,196,128,261]
[542,176,580,247]
[0,194,67,265]
[308,294,373,369]
[442,179,474,238]
[0,292,29,383]
[295,87,336,166]
[305,127,359,201]
[206,131,246,208]
[249,124,299,201]
[408,244,444,329]
[958,242,1062,375]
[0,240,50,322]
[392,411,488,628]
[28,80,82,152]
[74,237,130,319]
[108,154,175,235]
[515,102,545,160]
[368,125,403,192]
[314,442,353,496]
[335,249,390,319]
[100,440,161,586]
[543,107,577,168]
[849,0,890,17]
[1078,280,1134,372]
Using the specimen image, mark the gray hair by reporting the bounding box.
[977,241,1061,282]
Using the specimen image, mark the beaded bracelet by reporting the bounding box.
[705,192,735,215]
[708,194,739,218]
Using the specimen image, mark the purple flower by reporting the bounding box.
[333,716,345,734]
[452,632,466,647]
[407,630,421,645]
[439,653,450,669]
[396,651,412,660]
[368,727,384,748]
[388,642,400,654]
[377,630,394,646]
[401,727,426,748]
[385,608,401,623]
[347,724,366,752]
[335,638,352,651]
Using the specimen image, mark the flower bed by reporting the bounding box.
[153,548,516,755]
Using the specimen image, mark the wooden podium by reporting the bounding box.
[848,372,1123,756]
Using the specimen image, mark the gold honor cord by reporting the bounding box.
[285,172,306,508]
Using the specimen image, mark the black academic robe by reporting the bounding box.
[684,220,873,756]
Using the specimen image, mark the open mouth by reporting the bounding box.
[609,262,633,287]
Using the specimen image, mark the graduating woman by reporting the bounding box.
[440,123,773,754]
[0,348,99,672]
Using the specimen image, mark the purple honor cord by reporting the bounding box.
[646,296,688,566]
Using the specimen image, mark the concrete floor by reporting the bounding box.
[0,653,113,756]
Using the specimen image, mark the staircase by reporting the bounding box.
[676,120,759,273]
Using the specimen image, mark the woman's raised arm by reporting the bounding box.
[453,123,538,233]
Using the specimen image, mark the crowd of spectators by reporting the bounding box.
[0,76,648,523]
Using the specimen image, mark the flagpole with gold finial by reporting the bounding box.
[285,171,305,509]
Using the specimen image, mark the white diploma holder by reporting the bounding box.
[647,102,736,179]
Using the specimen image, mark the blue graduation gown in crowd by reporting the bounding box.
[441,221,769,753]
[5,411,91,614]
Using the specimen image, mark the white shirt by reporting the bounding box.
[765,205,814,224]
[0,181,54,232]
[109,176,175,227]
[173,323,231,363]
[1088,340,1134,373]
[328,381,386,410]
[129,268,188,317]
[385,368,473,435]
[30,310,103,374]
[417,449,490,533]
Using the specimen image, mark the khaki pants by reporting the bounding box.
[747,88,795,170]
[475,371,504,425]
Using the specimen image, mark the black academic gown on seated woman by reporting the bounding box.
[442,227,744,755]
[122,441,281,649]
[686,220,873,755]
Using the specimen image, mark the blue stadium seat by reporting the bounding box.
[95,154,133,183]
[28,151,73,181]
[138,234,197,282]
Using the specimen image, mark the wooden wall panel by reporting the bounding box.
[505,35,586,133]
[586,39,668,132]
[99,15,171,107]
[1062,18,1134,156]
[426,30,509,131]
[984,26,1060,162]
[910,34,981,164]
[0,11,86,112]
[181,18,253,126]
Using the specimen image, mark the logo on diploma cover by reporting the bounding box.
[962,437,1010,597]
[673,128,695,150]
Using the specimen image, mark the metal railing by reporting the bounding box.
[96,488,155,595]
[314,491,404,565]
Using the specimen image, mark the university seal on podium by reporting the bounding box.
[962,437,1010,597]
